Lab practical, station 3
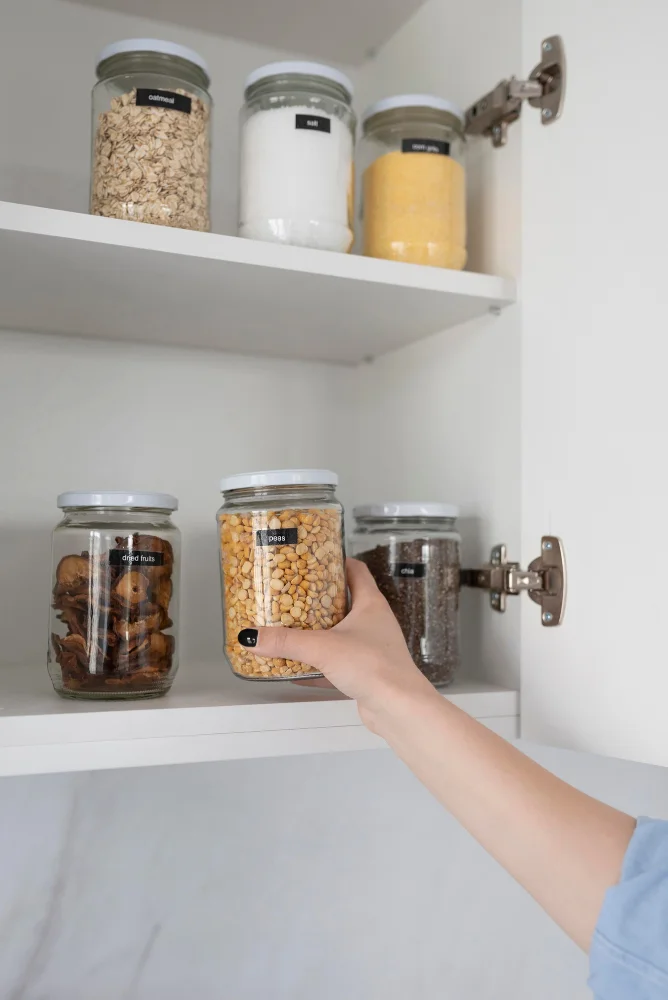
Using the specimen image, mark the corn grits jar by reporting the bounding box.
[218,469,347,679]
[360,94,466,270]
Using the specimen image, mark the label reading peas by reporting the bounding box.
[256,528,299,547]
[295,114,331,134]
[402,138,450,155]
[393,563,427,579]
[136,89,192,114]
[109,550,165,567]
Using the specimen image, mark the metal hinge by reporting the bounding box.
[461,536,566,626]
[465,35,566,147]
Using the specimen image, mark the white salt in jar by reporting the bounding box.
[239,61,356,253]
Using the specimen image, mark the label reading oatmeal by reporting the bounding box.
[393,563,427,578]
[256,528,299,547]
[295,114,331,134]
[401,138,450,155]
[109,550,165,567]
[136,89,192,114]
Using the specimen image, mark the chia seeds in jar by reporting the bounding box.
[351,503,461,687]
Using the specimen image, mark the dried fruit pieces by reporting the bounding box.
[50,533,175,695]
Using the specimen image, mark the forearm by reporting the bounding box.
[368,685,636,951]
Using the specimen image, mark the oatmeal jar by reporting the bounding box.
[49,491,180,700]
[360,95,466,269]
[218,470,348,679]
[91,39,211,231]
[351,503,461,687]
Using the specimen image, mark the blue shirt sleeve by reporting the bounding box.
[589,817,668,999]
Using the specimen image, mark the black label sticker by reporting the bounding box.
[109,550,165,567]
[295,113,331,134]
[401,138,450,155]
[136,89,192,114]
[256,528,299,547]
[393,563,427,579]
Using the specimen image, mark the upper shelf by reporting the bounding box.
[0,662,518,777]
[0,202,515,365]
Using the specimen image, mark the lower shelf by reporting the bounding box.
[0,662,519,777]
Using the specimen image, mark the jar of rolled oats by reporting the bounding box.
[91,39,212,231]
[217,470,348,680]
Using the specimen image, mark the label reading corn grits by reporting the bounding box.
[136,89,192,114]
[109,550,165,567]
[393,563,427,578]
[402,138,450,155]
[256,528,299,547]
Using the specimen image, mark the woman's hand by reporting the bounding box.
[237,558,435,728]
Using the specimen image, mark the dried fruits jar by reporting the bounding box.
[351,503,461,687]
[218,470,347,679]
[49,492,180,700]
[360,95,466,269]
[239,62,356,252]
[91,39,211,231]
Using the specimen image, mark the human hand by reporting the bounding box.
[237,558,435,729]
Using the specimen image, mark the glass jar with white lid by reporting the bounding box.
[218,469,348,680]
[49,491,180,700]
[351,502,461,687]
[239,61,356,252]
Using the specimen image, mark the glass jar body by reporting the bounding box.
[351,515,461,687]
[360,108,467,269]
[49,508,181,699]
[239,74,356,252]
[218,484,348,679]
[91,52,211,231]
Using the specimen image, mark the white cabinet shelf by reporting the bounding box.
[0,202,515,365]
[0,662,518,777]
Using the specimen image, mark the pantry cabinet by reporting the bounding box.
[0,0,666,774]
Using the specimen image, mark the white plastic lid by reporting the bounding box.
[361,94,464,127]
[220,469,338,492]
[96,38,209,77]
[354,502,459,519]
[57,491,178,510]
[244,61,354,98]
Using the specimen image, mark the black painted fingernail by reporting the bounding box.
[238,629,258,648]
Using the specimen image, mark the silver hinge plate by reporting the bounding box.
[465,35,566,147]
[461,536,566,626]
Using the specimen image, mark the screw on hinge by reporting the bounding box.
[542,611,553,623]
[542,540,553,551]
[543,40,552,51]
[542,108,553,119]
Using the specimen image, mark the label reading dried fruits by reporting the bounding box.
[392,563,427,578]
[401,138,450,156]
[256,528,299,547]
[109,550,165,567]
[136,89,192,114]
[295,114,331,134]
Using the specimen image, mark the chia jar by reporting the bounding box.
[49,491,180,700]
[351,503,461,687]
[218,470,347,680]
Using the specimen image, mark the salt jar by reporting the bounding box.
[239,62,356,252]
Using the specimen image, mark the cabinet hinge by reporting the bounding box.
[465,35,566,148]
[461,536,566,626]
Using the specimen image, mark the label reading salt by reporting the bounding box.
[393,563,427,579]
[136,89,192,114]
[295,113,331,134]
[109,550,165,567]
[256,528,299,547]
[401,138,450,155]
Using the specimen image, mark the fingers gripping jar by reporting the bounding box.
[352,503,461,687]
[49,492,180,700]
[218,470,348,679]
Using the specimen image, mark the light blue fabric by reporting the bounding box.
[589,817,668,999]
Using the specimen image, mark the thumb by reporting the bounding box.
[237,625,337,671]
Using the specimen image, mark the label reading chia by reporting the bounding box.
[402,138,450,156]
[295,113,331,134]
[393,563,427,579]
[109,550,165,567]
[136,89,192,114]
[256,528,299,547]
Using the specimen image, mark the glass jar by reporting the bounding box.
[48,491,180,700]
[360,95,467,269]
[239,61,356,252]
[351,503,461,687]
[91,39,212,231]
[218,470,348,680]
